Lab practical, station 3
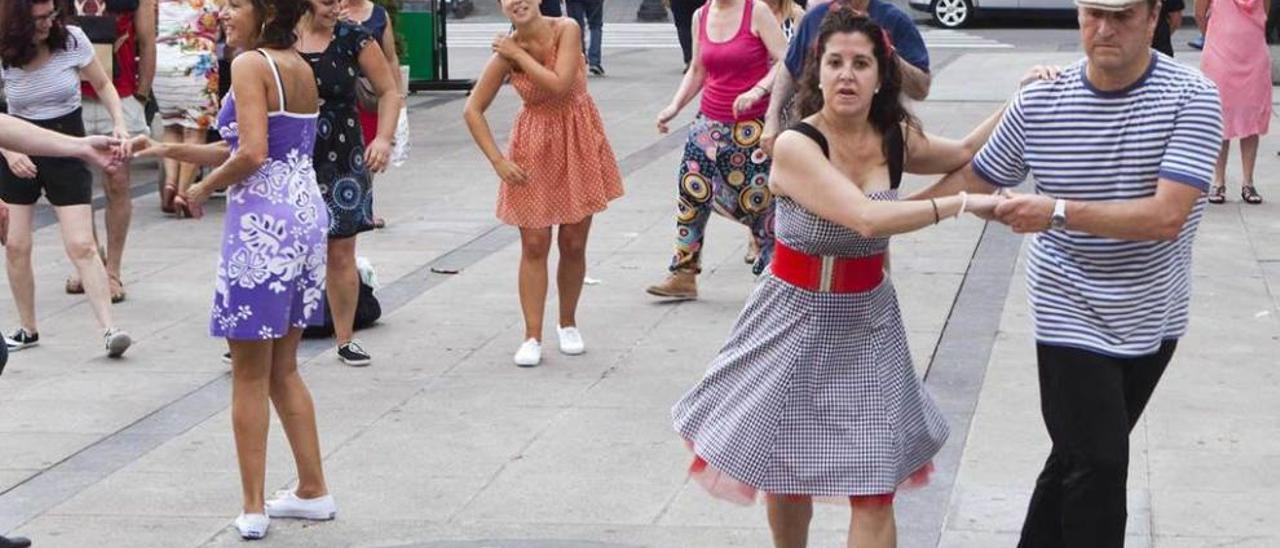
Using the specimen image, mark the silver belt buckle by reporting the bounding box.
[818,256,835,293]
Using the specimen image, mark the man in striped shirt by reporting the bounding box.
[915,0,1223,544]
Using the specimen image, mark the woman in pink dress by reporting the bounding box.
[1199,0,1272,204]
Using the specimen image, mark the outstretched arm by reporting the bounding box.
[131,137,231,166]
[771,131,999,237]
[0,116,104,159]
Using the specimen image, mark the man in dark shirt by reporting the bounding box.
[1152,0,1185,55]
[763,0,932,152]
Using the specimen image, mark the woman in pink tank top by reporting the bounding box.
[647,0,787,300]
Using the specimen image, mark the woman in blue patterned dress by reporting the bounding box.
[671,10,1046,547]
[296,0,400,367]
[131,0,337,539]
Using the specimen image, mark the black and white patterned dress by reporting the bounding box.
[671,123,948,502]
[302,22,376,239]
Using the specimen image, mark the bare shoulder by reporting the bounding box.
[229,51,271,80]
[773,128,824,163]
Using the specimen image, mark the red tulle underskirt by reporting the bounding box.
[686,441,933,507]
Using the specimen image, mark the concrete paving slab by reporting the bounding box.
[15,515,228,548]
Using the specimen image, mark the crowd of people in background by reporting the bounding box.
[0,0,1272,544]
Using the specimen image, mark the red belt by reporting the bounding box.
[771,240,885,293]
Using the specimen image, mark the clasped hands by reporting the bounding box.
[964,190,1057,234]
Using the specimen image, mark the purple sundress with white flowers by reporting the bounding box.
[210,50,329,340]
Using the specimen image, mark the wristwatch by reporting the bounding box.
[1050,198,1067,230]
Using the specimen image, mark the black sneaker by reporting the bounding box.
[5,328,38,352]
[589,64,605,76]
[338,340,372,367]
[221,351,232,365]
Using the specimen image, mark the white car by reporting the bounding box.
[908,0,1074,28]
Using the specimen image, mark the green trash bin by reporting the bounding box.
[399,0,437,82]
[396,0,474,91]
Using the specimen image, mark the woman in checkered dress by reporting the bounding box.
[671,9,1044,546]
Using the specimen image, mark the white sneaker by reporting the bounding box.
[103,328,131,358]
[265,489,337,520]
[235,512,270,540]
[513,338,541,367]
[557,326,585,355]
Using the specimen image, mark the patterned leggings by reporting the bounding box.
[669,115,775,274]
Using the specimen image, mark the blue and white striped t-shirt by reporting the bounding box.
[973,53,1223,358]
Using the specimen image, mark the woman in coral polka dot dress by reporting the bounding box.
[463,0,623,367]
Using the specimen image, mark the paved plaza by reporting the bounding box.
[0,14,1278,548]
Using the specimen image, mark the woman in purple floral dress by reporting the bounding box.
[131,0,335,539]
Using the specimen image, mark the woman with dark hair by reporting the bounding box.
[130,0,334,539]
[671,9,1050,546]
[296,0,400,367]
[463,0,624,367]
[0,0,134,358]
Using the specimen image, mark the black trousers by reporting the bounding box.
[1018,340,1177,548]
[670,0,706,66]
[540,0,562,17]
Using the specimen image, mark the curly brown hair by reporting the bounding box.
[0,0,73,68]
[794,7,920,156]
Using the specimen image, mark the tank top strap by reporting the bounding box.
[256,49,287,113]
[736,0,754,40]
[789,121,830,159]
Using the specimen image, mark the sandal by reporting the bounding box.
[160,183,178,214]
[108,274,126,304]
[65,275,84,295]
[1207,184,1226,204]
[1242,185,1263,205]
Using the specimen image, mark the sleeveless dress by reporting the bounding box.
[496,18,624,228]
[153,0,222,130]
[672,123,947,502]
[303,22,377,238]
[1201,0,1272,139]
[210,51,329,340]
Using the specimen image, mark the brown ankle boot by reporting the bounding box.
[646,270,698,300]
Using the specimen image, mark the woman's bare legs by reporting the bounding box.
[767,495,813,548]
[179,127,208,195]
[229,338,274,514]
[268,328,328,499]
[4,204,38,333]
[555,217,592,329]
[325,236,359,346]
[54,205,115,330]
[849,498,896,548]
[518,227,553,341]
[1240,135,1259,187]
[1212,139,1230,189]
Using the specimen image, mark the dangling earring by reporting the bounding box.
[874,87,880,94]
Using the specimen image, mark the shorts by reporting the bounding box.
[0,109,94,206]
[81,96,150,136]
